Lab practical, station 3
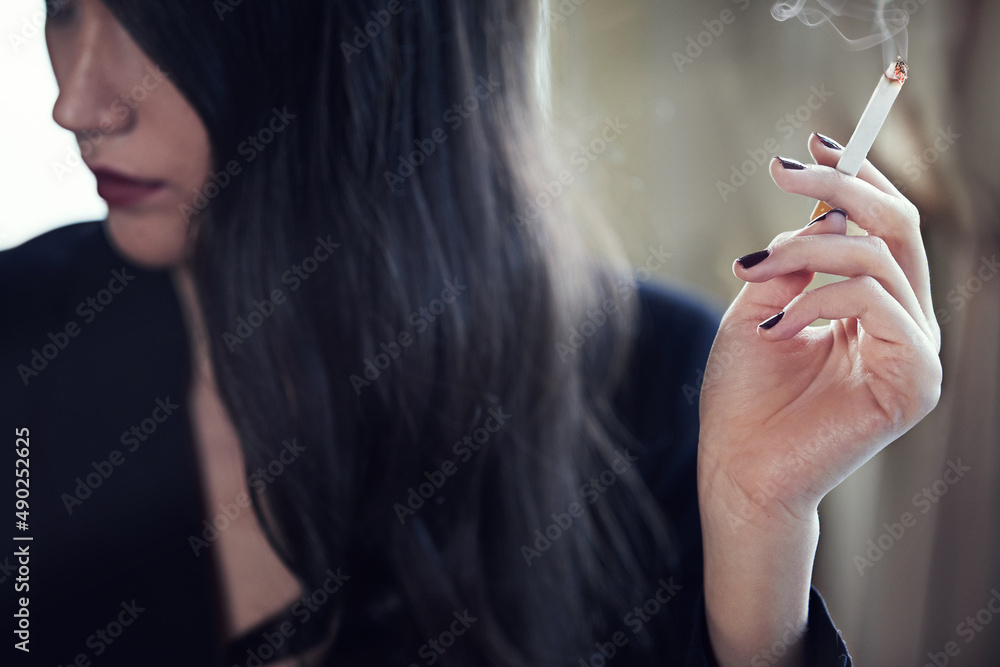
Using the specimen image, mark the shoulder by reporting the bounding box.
[0,221,119,322]
[612,279,723,569]
[632,279,722,370]
[0,220,112,275]
[0,221,182,388]
[617,279,723,442]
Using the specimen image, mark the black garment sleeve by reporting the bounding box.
[622,280,852,667]
[684,587,851,666]
[0,222,222,666]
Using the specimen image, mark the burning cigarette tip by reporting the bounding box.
[885,56,909,84]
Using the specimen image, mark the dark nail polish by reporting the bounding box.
[806,207,849,227]
[814,133,843,150]
[774,156,807,170]
[759,311,784,330]
[736,249,770,269]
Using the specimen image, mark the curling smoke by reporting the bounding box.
[771,0,908,63]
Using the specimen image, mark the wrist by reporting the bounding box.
[697,425,822,536]
[699,470,820,667]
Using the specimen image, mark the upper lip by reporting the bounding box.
[87,164,166,187]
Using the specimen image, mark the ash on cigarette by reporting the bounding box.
[885,55,908,83]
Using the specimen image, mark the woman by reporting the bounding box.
[0,0,940,665]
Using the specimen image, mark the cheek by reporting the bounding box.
[147,61,212,171]
[105,86,213,269]
[167,107,214,197]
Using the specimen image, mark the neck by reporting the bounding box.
[170,265,215,386]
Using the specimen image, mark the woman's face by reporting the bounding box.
[46,0,212,269]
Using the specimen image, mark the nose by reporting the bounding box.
[49,5,134,139]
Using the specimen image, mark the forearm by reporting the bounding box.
[699,477,819,667]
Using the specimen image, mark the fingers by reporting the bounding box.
[734,231,932,342]
[807,132,903,198]
[731,209,848,317]
[802,206,849,236]
[756,275,944,423]
[769,155,915,242]
[767,149,938,348]
[756,276,924,349]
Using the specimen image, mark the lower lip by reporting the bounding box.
[95,174,167,208]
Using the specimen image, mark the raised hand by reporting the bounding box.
[697,132,942,666]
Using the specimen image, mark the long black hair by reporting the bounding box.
[99,0,678,663]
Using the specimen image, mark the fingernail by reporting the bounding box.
[759,311,784,330]
[774,156,807,170]
[814,133,843,150]
[736,249,770,269]
[806,207,849,227]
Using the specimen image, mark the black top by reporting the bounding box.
[0,222,851,666]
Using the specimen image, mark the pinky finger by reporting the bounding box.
[757,276,924,347]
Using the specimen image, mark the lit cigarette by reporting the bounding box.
[810,56,908,220]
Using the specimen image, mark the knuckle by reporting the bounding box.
[927,320,942,352]
[828,166,852,188]
[899,198,921,227]
[863,198,892,222]
[772,231,795,246]
[919,358,944,417]
[821,168,852,201]
[794,287,821,313]
[860,234,891,260]
[855,275,884,299]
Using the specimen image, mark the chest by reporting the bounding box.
[186,372,306,660]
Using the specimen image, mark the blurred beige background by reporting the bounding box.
[549,0,999,664]
[2,0,997,663]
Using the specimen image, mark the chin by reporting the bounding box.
[102,209,194,270]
